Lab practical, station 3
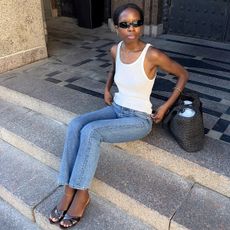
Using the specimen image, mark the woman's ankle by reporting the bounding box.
[64,185,76,196]
[77,190,89,202]
[66,189,90,216]
[57,187,76,210]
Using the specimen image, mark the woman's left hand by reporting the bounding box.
[151,104,169,124]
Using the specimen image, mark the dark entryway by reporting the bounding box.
[59,0,77,17]
[165,0,230,42]
[59,0,111,24]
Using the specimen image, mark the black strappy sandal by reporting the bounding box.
[49,206,67,224]
[59,198,90,229]
[59,214,81,229]
[49,191,77,224]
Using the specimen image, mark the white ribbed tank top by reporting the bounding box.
[114,41,156,114]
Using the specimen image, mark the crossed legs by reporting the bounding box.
[50,105,152,227]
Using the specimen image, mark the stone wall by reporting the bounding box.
[111,0,163,37]
[0,0,47,73]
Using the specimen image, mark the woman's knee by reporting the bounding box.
[80,122,101,141]
[68,116,83,134]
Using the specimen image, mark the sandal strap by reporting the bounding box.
[63,213,81,223]
[49,206,66,222]
[54,208,65,216]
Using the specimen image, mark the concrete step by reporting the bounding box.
[0,98,65,171]
[116,128,230,198]
[0,198,40,230]
[0,99,230,229]
[0,139,57,222]
[0,77,229,199]
[0,99,189,229]
[0,140,154,230]
[35,187,154,230]
[0,72,105,124]
[170,184,230,230]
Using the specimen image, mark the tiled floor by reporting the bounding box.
[5,17,230,144]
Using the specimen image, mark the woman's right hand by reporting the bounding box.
[104,90,113,105]
[151,104,169,124]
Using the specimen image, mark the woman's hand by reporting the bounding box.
[104,90,113,105]
[151,104,169,124]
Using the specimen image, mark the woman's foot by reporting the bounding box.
[49,186,76,224]
[59,189,90,228]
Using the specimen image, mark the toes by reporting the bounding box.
[60,220,70,228]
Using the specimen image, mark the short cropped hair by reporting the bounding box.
[113,3,144,26]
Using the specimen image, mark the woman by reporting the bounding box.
[49,3,188,229]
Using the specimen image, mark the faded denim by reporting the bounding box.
[58,103,152,189]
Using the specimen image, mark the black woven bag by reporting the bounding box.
[162,91,205,152]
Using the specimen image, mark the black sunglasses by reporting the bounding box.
[118,20,144,29]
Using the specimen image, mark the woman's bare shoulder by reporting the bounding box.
[110,44,118,59]
[146,46,171,66]
[147,46,163,59]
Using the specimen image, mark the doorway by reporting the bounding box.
[165,0,230,42]
[59,0,111,23]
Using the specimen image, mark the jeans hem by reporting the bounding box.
[69,183,90,190]
[58,182,89,190]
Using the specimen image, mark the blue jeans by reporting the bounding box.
[58,103,152,189]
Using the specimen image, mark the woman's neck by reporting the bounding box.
[122,40,144,53]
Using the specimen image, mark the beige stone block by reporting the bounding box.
[0,46,47,73]
[0,0,47,72]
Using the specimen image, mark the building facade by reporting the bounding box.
[1,0,229,74]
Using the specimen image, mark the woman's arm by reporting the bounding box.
[150,49,189,123]
[104,45,117,105]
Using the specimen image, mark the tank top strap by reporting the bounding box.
[116,41,123,64]
[139,43,151,63]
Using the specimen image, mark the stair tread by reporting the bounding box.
[0,75,104,115]
[171,184,230,230]
[0,139,58,220]
[144,125,230,177]
[0,98,65,158]
[2,99,230,229]
[0,99,193,220]
[98,144,193,218]
[0,198,40,230]
[0,140,153,230]
[35,187,154,230]
[0,90,229,203]
[0,78,229,180]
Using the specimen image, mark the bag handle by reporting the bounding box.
[179,91,201,109]
[162,105,180,129]
[162,90,201,129]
